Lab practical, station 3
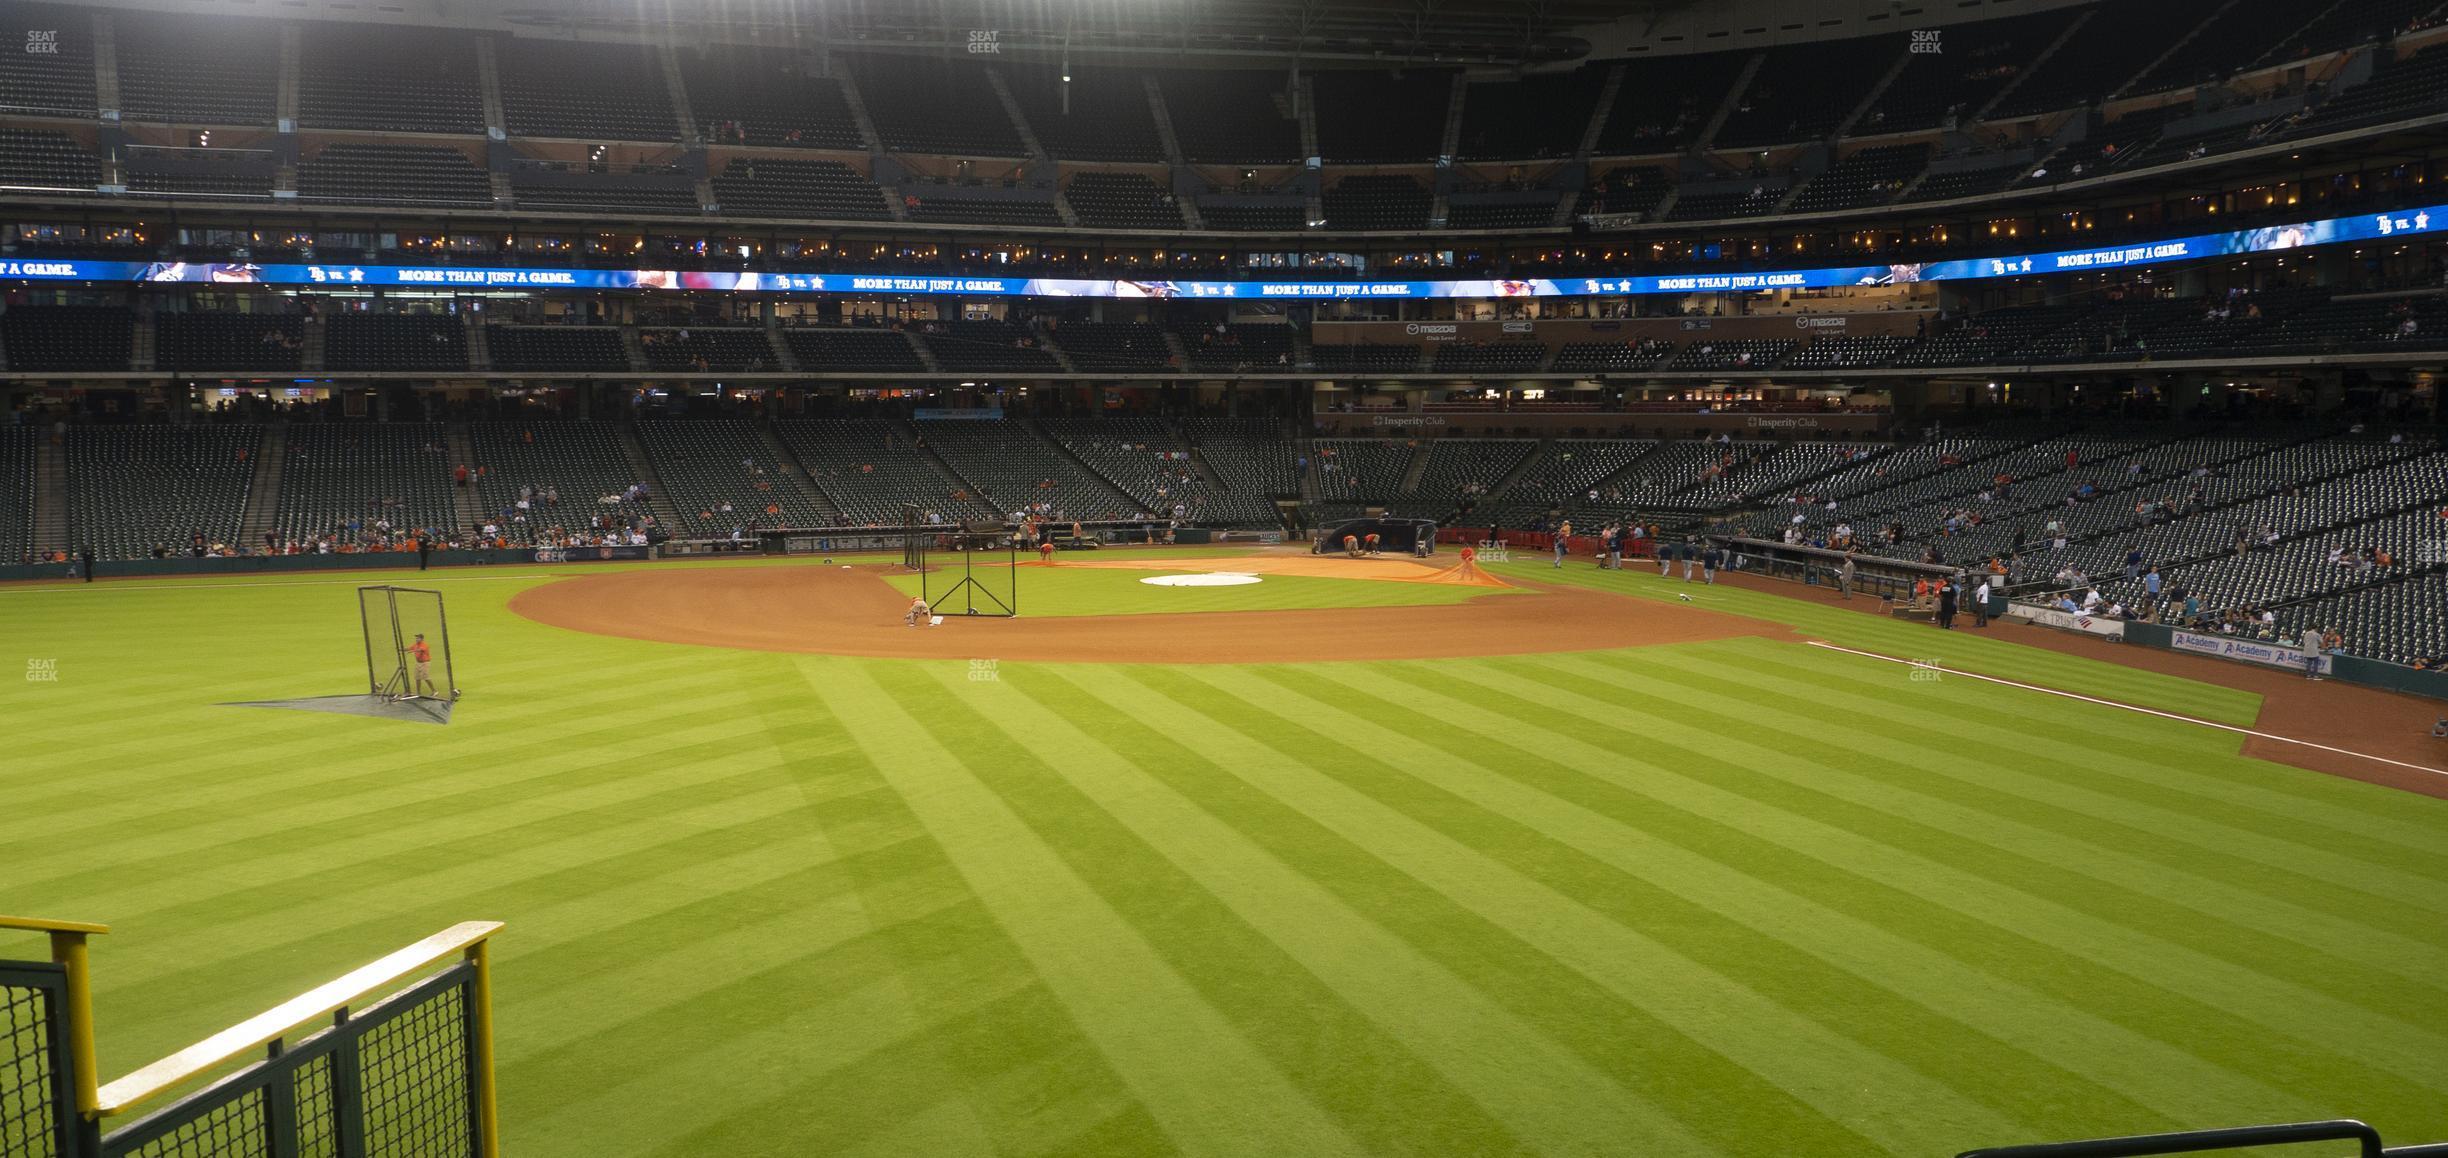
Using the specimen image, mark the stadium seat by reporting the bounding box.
[65,424,261,559]
[323,314,469,373]
[296,26,484,133]
[498,40,680,141]
[1,305,131,370]
[486,326,630,373]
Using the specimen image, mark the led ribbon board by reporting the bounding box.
[6,205,2433,299]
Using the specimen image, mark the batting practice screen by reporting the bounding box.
[360,586,458,702]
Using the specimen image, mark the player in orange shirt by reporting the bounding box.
[1038,540,1055,566]
[408,634,436,698]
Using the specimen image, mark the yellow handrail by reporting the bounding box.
[0,915,110,936]
[1,915,108,1115]
[94,920,503,1123]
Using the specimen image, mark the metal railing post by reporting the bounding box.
[464,939,501,1158]
[329,1009,365,1158]
[48,928,102,1120]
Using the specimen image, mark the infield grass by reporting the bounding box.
[2,554,2442,1158]
[878,559,1513,617]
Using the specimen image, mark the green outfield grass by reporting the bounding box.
[878,559,1512,617]
[3,556,2443,1157]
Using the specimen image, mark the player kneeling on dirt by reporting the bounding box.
[905,595,933,628]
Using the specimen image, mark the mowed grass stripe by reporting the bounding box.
[1629,646,2448,941]
[1031,665,1860,1157]
[9,712,792,906]
[869,661,1550,1158]
[1209,661,2214,1135]
[500,846,956,1068]
[1267,661,2318,1129]
[1431,654,2448,1097]
[1106,663,2021,1154]
[0,652,731,834]
[962,664,1700,1157]
[744,660,1175,1158]
[646,991,1153,1158]
[7,712,794,906]
[812,661,1365,1158]
[83,774,833,1063]
[1493,561,2262,723]
[515,945,1039,1158]
[1574,647,2448,978]
[1667,641,2448,873]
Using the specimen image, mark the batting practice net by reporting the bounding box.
[360,586,457,705]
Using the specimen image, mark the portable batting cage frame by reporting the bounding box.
[360,585,459,706]
[918,522,1019,618]
[899,503,926,571]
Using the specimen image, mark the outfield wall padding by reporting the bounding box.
[0,548,545,582]
[2121,621,2448,703]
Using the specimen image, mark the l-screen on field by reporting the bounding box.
[6,549,2447,1158]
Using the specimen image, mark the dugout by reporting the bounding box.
[1314,517,1436,556]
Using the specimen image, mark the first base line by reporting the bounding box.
[1804,641,2447,780]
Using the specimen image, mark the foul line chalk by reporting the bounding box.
[1804,640,2447,779]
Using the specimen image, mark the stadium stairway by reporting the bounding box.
[1973,7,2095,121]
[445,424,486,531]
[463,315,492,371]
[763,322,797,372]
[2032,430,2419,569]
[895,419,992,507]
[1570,64,1625,171]
[1691,53,1762,151]
[1027,417,1163,515]
[1479,439,1568,506]
[474,36,508,138]
[92,19,121,118]
[755,418,843,523]
[276,24,300,127]
[1396,442,1434,493]
[1035,322,1080,373]
[299,316,326,374]
[2112,0,2242,102]
[614,424,683,529]
[30,436,66,557]
[656,43,697,143]
[238,426,286,546]
[617,327,650,372]
[1183,438,1229,493]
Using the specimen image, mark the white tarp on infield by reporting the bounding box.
[1140,573,1263,587]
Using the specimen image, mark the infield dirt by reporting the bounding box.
[509,556,1789,664]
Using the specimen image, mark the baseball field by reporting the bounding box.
[4,547,2444,1157]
